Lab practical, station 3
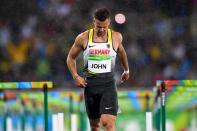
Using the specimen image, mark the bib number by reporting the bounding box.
[88,60,111,73]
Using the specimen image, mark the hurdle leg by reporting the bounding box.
[43,84,48,131]
[161,82,166,131]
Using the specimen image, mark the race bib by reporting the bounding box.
[88,59,111,73]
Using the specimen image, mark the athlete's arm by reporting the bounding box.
[67,33,87,87]
[116,33,130,83]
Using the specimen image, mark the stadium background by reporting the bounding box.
[0,0,197,131]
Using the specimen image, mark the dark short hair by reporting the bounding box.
[93,7,110,21]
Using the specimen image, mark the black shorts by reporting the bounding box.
[84,77,118,119]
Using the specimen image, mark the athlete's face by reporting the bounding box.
[94,18,110,37]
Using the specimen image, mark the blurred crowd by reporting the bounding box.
[0,0,197,88]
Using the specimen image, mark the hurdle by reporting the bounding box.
[0,81,53,131]
[154,80,197,131]
[117,90,153,131]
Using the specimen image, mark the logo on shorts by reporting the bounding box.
[105,107,112,110]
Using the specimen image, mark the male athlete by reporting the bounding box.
[67,8,129,131]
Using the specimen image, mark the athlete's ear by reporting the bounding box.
[108,18,111,25]
[93,18,96,24]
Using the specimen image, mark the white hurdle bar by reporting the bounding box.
[52,113,64,131]
[146,112,153,131]
[71,113,77,131]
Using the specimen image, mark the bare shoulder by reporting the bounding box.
[75,30,88,43]
[74,30,89,48]
[112,31,123,40]
[112,30,123,50]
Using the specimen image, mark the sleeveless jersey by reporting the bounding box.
[83,29,117,78]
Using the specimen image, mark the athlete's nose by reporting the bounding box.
[100,28,105,32]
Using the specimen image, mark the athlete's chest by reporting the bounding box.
[87,42,113,56]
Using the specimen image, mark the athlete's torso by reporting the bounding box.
[83,29,117,78]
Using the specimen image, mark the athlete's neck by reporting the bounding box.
[93,30,107,42]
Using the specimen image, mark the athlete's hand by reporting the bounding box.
[121,71,129,83]
[74,75,87,88]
